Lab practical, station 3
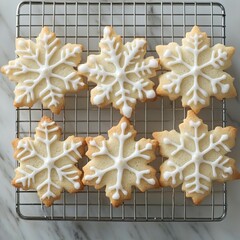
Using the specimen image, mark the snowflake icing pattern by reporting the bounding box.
[2,27,86,114]
[12,117,84,207]
[78,26,159,118]
[156,26,236,113]
[153,111,239,204]
[83,117,158,206]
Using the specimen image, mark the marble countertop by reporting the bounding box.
[0,0,240,239]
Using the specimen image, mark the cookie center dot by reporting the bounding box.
[44,157,54,168]
[116,69,125,78]
[192,153,202,162]
[117,159,126,168]
[191,66,201,76]
[41,66,52,78]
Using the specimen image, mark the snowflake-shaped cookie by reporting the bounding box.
[83,117,158,207]
[12,116,85,207]
[153,110,240,204]
[78,26,159,118]
[156,26,236,113]
[1,27,86,114]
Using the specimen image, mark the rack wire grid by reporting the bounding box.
[15,1,228,221]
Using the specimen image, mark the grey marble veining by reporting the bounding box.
[0,0,240,239]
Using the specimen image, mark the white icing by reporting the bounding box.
[163,49,172,58]
[15,120,83,200]
[103,26,111,37]
[18,39,27,48]
[162,30,230,106]
[3,28,84,109]
[162,119,233,194]
[149,58,159,68]
[84,121,155,200]
[78,26,158,118]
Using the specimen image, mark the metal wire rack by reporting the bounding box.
[15,1,227,221]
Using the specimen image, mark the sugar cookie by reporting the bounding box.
[153,110,240,204]
[156,26,236,113]
[2,27,86,114]
[83,117,159,207]
[12,116,85,207]
[78,26,159,118]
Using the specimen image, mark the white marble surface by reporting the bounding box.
[0,0,240,239]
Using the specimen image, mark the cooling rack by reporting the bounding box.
[15,1,228,221]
